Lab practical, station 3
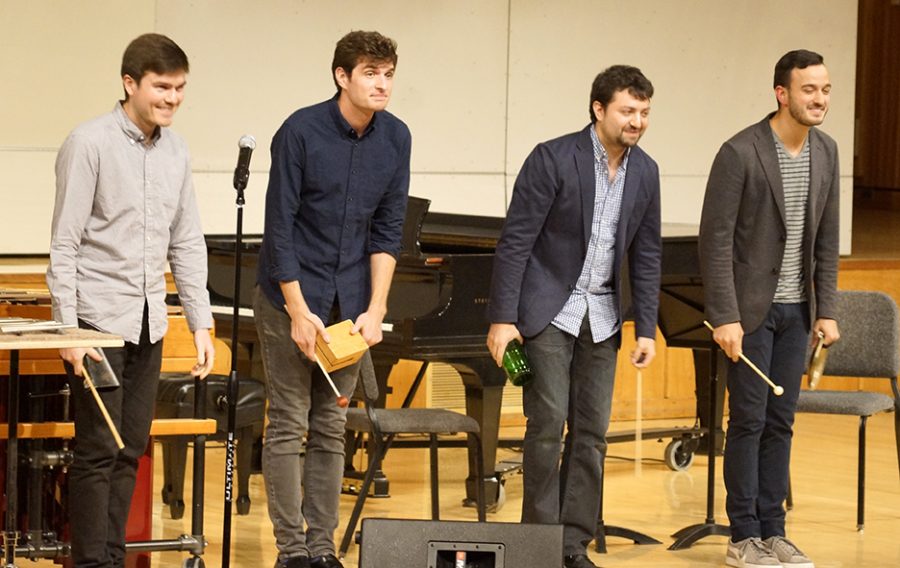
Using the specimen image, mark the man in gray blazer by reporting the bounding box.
[700,50,841,568]
[487,66,661,568]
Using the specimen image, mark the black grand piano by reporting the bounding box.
[204,196,721,510]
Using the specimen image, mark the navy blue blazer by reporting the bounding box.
[488,125,662,340]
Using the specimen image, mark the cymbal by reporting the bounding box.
[808,332,828,390]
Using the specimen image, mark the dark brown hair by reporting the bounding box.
[589,65,654,124]
[331,30,398,91]
[121,33,189,99]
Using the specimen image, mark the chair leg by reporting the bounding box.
[894,406,900,484]
[430,434,440,520]
[857,416,867,532]
[339,435,390,558]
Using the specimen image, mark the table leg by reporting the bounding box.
[4,349,20,567]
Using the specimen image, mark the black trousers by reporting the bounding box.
[66,305,162,568]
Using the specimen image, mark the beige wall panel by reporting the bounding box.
[0,150,56,253]
[0,0,858,256]
[155,0,508,174]
[409,173,508,217]
[0,0,155,149]
[191,171,268,235]
[507,0,857,252]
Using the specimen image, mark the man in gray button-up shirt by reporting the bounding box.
[46,33,214,568]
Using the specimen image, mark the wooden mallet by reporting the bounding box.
[81,366,125,449]
[703,321,784,396]
[314,355,350,408]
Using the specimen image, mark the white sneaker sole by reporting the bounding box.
[725,555,783,568]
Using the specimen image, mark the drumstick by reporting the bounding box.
[81,366,125,449]
[703,321,784,396]
[314,354,350,408]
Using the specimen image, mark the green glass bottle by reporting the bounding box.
[503,338,534,387]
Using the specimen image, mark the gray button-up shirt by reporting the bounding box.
[47,103,212,344]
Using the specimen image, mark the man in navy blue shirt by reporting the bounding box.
[254,30,410,568]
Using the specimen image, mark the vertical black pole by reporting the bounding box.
[705,349,718,525]
[221,176,246,568]
[5,350,20,567]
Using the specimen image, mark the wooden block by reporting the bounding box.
[315,320,368,372]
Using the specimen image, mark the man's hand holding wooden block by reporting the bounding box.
[315,319,369,372]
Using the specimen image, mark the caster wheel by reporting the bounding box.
[182,556,205,568]
[664,438,695,472]
[169,499,185,520]
[236,495,251,515]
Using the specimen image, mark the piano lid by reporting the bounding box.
[404,196,504,255]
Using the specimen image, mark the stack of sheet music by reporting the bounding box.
[0,317,75,334]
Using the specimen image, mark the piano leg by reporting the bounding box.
[461,383,504,511]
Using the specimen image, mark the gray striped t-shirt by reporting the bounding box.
[772,133,809,303]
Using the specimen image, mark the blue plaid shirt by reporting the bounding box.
[551,127,628,342]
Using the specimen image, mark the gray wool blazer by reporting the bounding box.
[699,115,841,334]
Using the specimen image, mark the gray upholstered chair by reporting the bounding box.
[794,290,900,531]
[338,352,486,557]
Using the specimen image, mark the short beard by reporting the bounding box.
[789,99,826,127]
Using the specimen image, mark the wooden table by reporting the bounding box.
[0,327,122,567]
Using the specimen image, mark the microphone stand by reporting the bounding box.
[222,150,251,568]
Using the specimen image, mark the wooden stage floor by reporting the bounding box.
[16,189,900,567]
[26,413,895,568]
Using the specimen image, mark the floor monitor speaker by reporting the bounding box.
[358,518,564,568]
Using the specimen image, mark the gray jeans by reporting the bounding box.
[521,317,618,556]
[253,287,360,560]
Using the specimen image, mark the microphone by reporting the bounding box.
[233,135,256,191]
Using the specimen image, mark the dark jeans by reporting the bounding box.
[521,317,619,556]
[66,306,162,568]
[724,302,809,542]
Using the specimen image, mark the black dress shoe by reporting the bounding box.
[309,554,344,568]
[564,554,599,568]
[274,556,310,568]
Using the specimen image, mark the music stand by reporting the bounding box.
[656,276,730,548]
[594,453,662,552]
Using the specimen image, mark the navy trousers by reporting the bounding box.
[724,302,809,542]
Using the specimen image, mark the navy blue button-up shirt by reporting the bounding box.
[257,96,411,321]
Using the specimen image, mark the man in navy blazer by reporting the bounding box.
[487,66,661,568]
[700,50,840,568]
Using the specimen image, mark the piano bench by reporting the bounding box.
[155,373,266,519]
